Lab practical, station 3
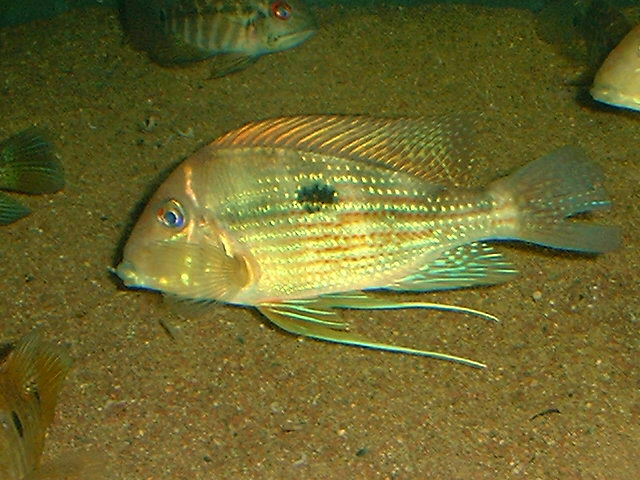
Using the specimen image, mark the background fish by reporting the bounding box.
[0,332,105,480]
[115,115,619,368]
[0,128,64,225]
[591,23,640,111]
[0,331,71,479]
[122,0,317,77]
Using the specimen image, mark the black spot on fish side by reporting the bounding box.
[11,411,23,437]
[296,180,338,213]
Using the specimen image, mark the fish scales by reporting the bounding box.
[206,150,497,297]
[116,115,619,366]
[167,1,255,52]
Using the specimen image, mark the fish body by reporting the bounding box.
[122,0,317,77]
[0,128,64,225]
[116,115,619,367]
[591,23,640,111]
[0,332,71,480]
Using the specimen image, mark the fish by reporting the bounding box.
[0,128,64,225]
[0,332,105,480]
[115,115,620,368]
[122,0,317,78]
[591,23,640,111]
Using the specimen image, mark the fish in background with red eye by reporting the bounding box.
[121,0,317,77]
[272,1,292,20]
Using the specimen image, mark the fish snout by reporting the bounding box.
[114,260,140,287]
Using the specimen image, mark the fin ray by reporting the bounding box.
[139,239,252,302]
[209,53,258,78]
[389,242,518,292]
[258,291,495,368]
[0,128,64,194]
[212,115,479,186]
[491,145,620,253]
[0,192,31,225]
[259,305,486,368]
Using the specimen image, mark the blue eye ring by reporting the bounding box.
[271,1,292,20]
[157,199,186,229]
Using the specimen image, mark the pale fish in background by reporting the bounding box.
[122,0,317,77]
[115,115,620,368]
[0,128,64,225]
[0,331,104,480]
[591,23,640,111]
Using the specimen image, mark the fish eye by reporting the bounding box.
[157,199,186,229]
[271,1,292,20]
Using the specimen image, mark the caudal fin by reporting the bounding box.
[0,191,30,225]
[491,145,620,253]
[0,128,64,194]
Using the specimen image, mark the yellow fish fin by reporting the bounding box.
[258,292,492,368]
[5,331,72,427]
[136,239,253,302]
[388,242,518,292]
[212,115,478,186]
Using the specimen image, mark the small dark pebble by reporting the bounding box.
[356,447,369,457]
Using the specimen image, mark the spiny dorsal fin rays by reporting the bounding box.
[258,304,486,369]
[388,242,519,292]
[212,115,479,187]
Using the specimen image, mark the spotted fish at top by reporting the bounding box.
[122,0,317,77]
[115,115,620,368]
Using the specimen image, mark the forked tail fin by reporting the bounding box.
[490,145,620,253]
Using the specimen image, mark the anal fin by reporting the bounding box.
[389,242,518,292]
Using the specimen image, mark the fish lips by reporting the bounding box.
[113,260,144,289]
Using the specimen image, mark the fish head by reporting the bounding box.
[591,24,640,111]
[261,0,317,52]
[116,157,254,303]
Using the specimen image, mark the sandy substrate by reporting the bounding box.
[0,3,638,479]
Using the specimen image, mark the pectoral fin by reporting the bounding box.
[209,53,258,78]
[258,292,493,368]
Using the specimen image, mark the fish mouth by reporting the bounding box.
[113,260,141,287]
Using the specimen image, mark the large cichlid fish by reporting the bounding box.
[115,115,620,368]
[122,0,317,77]
[0,331,104,480]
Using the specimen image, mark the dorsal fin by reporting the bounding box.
[212,115,479,186]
